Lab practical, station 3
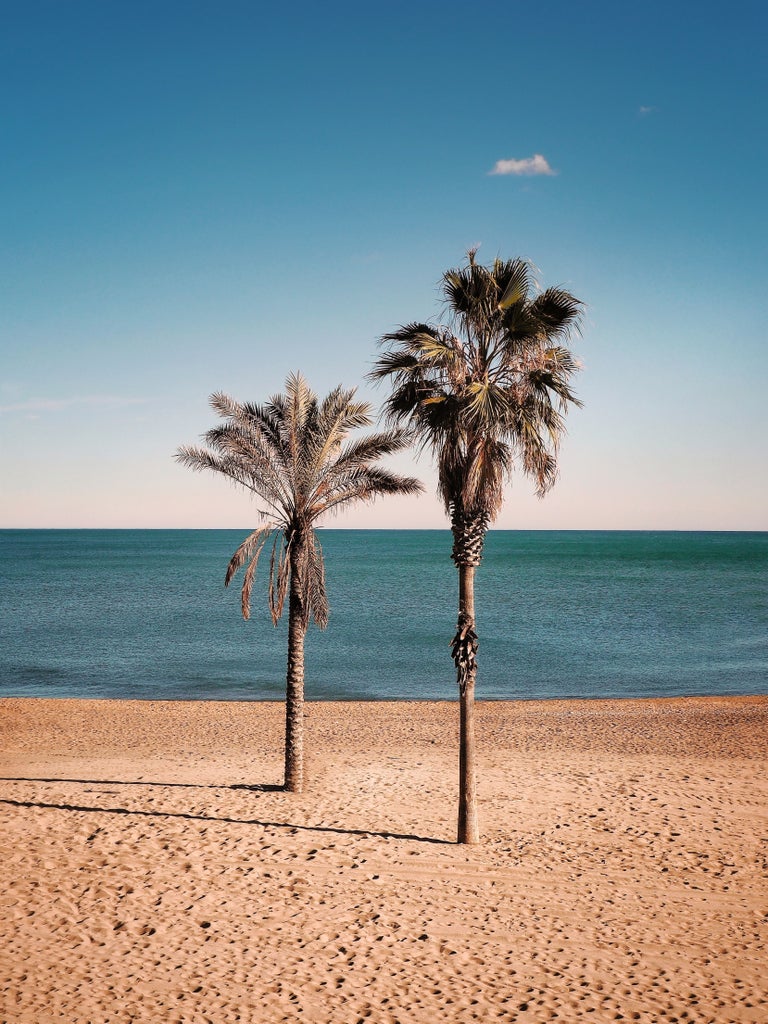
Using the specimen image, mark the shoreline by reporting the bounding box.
[4,690,768,701]
[2,695,766,1021]
[3,692,766,759]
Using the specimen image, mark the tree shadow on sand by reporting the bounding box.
[0,777,452,845]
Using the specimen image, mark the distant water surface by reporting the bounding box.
[1,530,766,702]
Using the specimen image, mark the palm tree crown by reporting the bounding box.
[177,372,421,624]
[371,249,582,564]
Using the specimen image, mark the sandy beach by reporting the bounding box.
[1,696,766,1023]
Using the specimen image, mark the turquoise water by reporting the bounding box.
[1,530,766,702]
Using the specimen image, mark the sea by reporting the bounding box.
[1,530,766,703]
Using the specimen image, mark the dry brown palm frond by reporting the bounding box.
[240,554,259,620]
[223,525,275,619]
[305,536,328,629]
[224,525,274,588]
[267,531,292,626]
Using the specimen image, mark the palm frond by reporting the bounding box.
[526,364,583,412]
[305,534,329,629]
[175,445,269,502]
[527,287,583,339]
[367,349,422,380]
[268,531,292,626]
[322,430,412,477]
[319,385,371,435]
[497,258,532,310]
[209,391,244,422]
[379,322,441,348]
[238,400,292,470]
[523,443,559,496]
[379,379,430,426]
[224,525,274,587]
[283,372,314,471]
[240,554,260,620]
[174,444,220,473]
[464,379,516,432]
[305,387,373,485]
[318,466,422,518]
[411,331,461,366]
[223,526,274,620]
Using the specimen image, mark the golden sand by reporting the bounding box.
[1,696,766,1022]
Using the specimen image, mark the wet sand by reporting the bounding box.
[1,695,766,1022]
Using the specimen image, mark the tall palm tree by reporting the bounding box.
[370,250,583,843]
[176,372,422,793]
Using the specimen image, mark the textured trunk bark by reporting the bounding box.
[456,561,480,844]
[284,541,306,793]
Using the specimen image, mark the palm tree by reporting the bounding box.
[176,372,422,793]
[370,250,582,843]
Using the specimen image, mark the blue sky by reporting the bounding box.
[2,0,766,529]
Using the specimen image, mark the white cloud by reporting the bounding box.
[0,395,147,415]
[489,154,556,177]
[639,105,656,116]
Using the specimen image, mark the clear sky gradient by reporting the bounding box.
[2,0,766,529]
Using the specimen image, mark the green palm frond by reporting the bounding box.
[380,322,440,347]
[497,259,532,310]
[463,379,515,431]
[411,331,460,366]
[367,349,422,380]
[527,287,583,339]
[380,379,430,426]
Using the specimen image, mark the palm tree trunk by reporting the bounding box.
[455,562,480,844]
[284,541,306,793]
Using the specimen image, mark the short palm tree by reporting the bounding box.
[370,250,582,843]
[176,372,422,792]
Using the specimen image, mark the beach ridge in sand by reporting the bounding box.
[1,695,766,1022]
